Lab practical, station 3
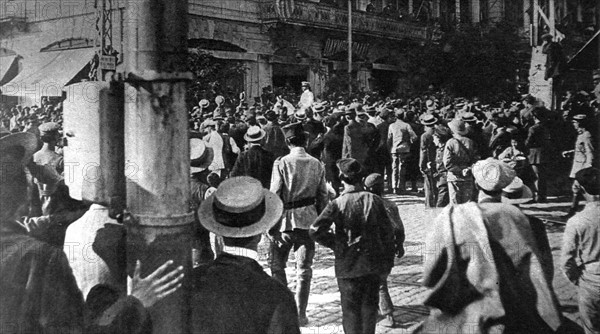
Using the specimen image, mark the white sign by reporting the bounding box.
[99,55,116,70]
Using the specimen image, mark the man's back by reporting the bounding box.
[231,145,275,188]
[342,121,369,163]
[270,147,328,230]
[388,119,416,153]
[562,201,600,283]
[262,123,289,158]
[191,253,300,334]
[311,188,395,278]
[1,223,84,333]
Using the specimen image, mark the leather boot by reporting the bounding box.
[295,279,311,326]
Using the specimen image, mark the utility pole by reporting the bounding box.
[533,0,539,46]
[123,0,193,333]
[348,0,352,96]
[549,0,555,37]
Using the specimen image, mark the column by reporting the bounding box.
[472,0,480,23]
[456,0,461,23]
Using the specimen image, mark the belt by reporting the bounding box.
[284,197,316,210]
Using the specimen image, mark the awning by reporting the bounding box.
[1,48,96,97]
[568,30,600,70]
[0,55,19,86]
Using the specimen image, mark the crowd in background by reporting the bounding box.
[1,79,599,333]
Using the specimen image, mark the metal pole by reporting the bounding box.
[124,0,193,333]
[348,0,352,96]
[549,0,555,37]
[533,0,539,45]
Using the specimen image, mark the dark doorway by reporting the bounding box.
[272,64,308,95]
[371,69,399,96]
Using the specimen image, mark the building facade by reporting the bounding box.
[0,0,596,104]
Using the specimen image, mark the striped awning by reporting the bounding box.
[1,48,96,97]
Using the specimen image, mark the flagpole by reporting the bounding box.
[348,0,352,96]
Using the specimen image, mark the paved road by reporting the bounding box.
[257,193,581,334]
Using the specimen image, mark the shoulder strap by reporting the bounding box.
[453,137,473,162]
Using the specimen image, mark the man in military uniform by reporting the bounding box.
[269,122,329,326]
[562,114,595,218]
[298,81,314,112]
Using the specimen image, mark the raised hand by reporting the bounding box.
[130,260,185,308]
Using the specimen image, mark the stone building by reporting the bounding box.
[0,0,594,105]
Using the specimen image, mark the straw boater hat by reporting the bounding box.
[460,112,477,123]
[502,177,533,205]
[447,119,469,136]
[421,114,438,126]
[190,138,214,173]
[312,103,326,114]
[0,129,38,165]
[301,81,310,88]
[294,109,307,120]
[244,126,266,142]
[472,158,516,192]
[198,176,283,238]
[426,99,436,111]
[199,99,210,109]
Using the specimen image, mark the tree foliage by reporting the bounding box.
[186,50,246,106]
[407,22,524,102]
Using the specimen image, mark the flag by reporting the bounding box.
[275,0,295,19]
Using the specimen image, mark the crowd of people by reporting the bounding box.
[0,79,599,333]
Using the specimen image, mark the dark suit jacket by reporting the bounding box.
[230,145,276,189]
[262,122,289,159]
[310,185,395,278]
[0,221,148,334]
[191,253,300,334]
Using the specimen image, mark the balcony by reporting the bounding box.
[259,1,441,42]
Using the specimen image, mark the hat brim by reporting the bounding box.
[448,123,468,136]
[421,119,437,126]
[244,130,266,142]
[198,189,283,238]
[0,132,39,164]
[502,185,533,205]
[190,146,214,173]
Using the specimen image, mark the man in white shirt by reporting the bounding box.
[298,81,314,112]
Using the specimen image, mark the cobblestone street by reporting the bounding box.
[258,193,582,334]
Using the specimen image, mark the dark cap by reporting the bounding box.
[575,167,600,195]
[364,173,384,188]
[433,126,452,142]
[282,122,305,139]
[38,122,60,135]
[336,158,364,179]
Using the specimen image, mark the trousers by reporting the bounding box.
[338,274,381,334]
[378,274,394,316]
[579,278,600,334]
[270,229,315,286]
[531,164,547,201]
[448,180,474,205]
[391,152,410,192]
[423,172,437,208]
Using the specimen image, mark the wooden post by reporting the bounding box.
[123,0,193,333]
[348,0,352,95]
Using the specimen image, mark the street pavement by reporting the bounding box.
[257,193,582,334]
